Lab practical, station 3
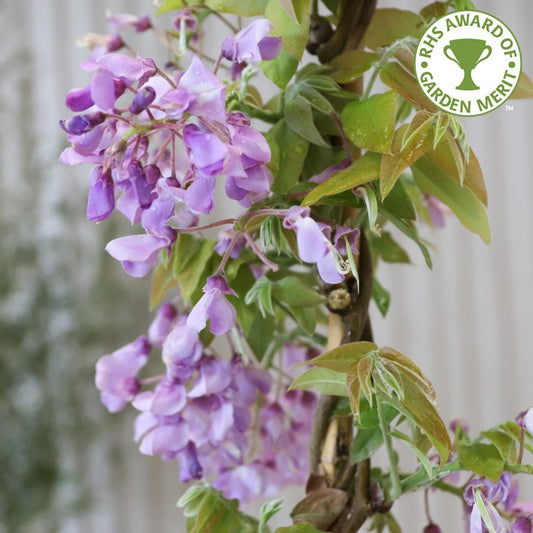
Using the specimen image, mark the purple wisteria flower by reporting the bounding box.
[105,226,176,277]
[283,206,344,284]
[221,19,281,64]
[87,166,115,222]
[95,336,151,412]
[187,276,237,335]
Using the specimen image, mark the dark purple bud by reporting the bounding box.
[60,111,105,135]
[370,482,393,514]
[423,524,442,533]
[65,86,94,111]
[144,164,162,187]
[87,167,115,222]
[129,86,156,115]
[178,441,203,482]
[134,14,151,32]
[128,162,154,208]
[107,33,125,52]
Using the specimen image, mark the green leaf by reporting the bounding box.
[150,262,178,310]
[245,277,275,317]
[457,442,505,483]
[412,157,491,244]
[306,341,379,372]
[341,91,397,154]
[299,85,334,114]
[328,50,379,84]
[510,72,533,99]
[155,0,194,14]
[390,430,434,479]
[246,312,275,360]
[362,8,424,50]
[302,151,381,206]
[351,425,384,463]
[227,265,257,336]
[285,96,329,147]
[262,0,311,87]
[205,0,268,15]
[384,373,451,464]
[261,50,299,89]
[177,485,258,533]
[273,276,324,307]
[260,498,284,532]
[269,119,309,193]
[372,278,391,317]
[274,524,326,533]
[173,235,216,303]
[289,366,348,396]
[370,232,410,264]
[380,210,433,268]
[380,62,438,112]
[381,179,416,220]
[474,490,498,533]
[288,304,316,334]
[481,428,517,463]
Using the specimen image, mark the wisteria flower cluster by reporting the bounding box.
[60,2,533,532]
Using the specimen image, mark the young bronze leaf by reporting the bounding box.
[289,367,349,396]
[412,157,490,244]
[205,0,268,15]
[306,341,378,372]
[341,91,397,154]
[358,357,374,406]
[291,488,348,530]
[362,8,424,50]
[510,72,533,99]
[426,137,487,206]
[150,262,178,310]
[346,361,362,417]
[302,151,381,206]
[380,62,438,112]
[384,375,451,464]
[380,112,434,198]
[285,96,329,147]
[328,50,380,84]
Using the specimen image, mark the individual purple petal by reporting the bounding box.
[89,54,157,85]
[184,176,216,214]
[148,303,177,347]
[183,124,227,175]
[233,406,252,432]
[87,166,115,222]
[186,292,214,333]
[334,226,360,256]
[424,194,450,228]
[310,159,351,184]
[107,12,151,33]
[317,250,344,284]
[141,197,175,232]
[162,318,203,369]
[59,147,103,165]
[65,85,95,111]
[258,36,282,60]
[215,228,246,258]
[159,87,195,119]
[212,465,262,502]
[229,124,271,165]
[173,9,198,34]
[178,441,203,482]
[188,358,232,398]
[91,68,116,111]
[151,379,187,415]
[524,408,533,434]
[221,19,280,64]
[178,55,226,122]
[116,182,142,224]
[207,292,237,335]
[209,402,233,444]
[68,123,108,155]
[282,205,311,230]
[134,411,158,441]
[295,216,328,263]
[105,233,170,277]
[139,418,188,456]
[95,336,150,412]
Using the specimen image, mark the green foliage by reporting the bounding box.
[177,485,259,533]
[275,524,326,533]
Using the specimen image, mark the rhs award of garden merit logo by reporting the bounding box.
[415,10,522,116]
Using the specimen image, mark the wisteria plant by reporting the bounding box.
[60,0,533,531]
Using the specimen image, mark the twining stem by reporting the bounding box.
[376,393,401,499]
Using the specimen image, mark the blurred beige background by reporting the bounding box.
[2,0,532,531]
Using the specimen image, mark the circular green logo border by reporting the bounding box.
[414,10,522,117]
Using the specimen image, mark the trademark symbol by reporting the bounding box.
[505,104,514,111]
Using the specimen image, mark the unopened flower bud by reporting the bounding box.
[107,33,125,52]
[306,14,334,55]
[129,86,156,114]
[65,86,94,111]
[423,524,442,533]
[59,111,105,135]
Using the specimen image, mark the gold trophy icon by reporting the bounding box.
[443,39,492,90]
